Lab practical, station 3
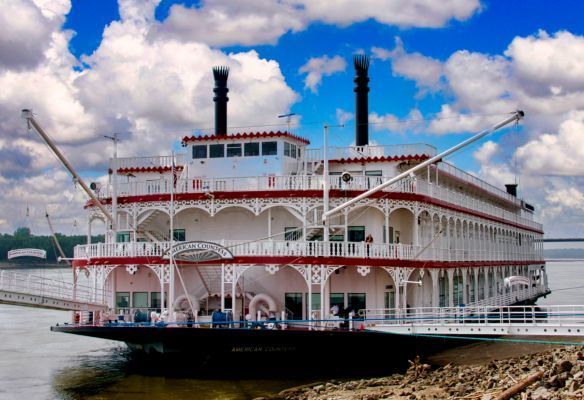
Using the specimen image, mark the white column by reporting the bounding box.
[447,269,454,307]
[430,270,440,307]
[473,269,479,303]
[220,263,225,312]
[412,211,419,247]
[307,264,312,329]
[231,270,237,320]
[160,265,165,315]
[268,208,272,239]
[462,269,468,305]
[483,268,489,300]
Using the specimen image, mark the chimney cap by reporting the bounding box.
[212,65,229,81]
[353,54,370,73]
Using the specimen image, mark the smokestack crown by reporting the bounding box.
[353,54,370,147]
[213,66,229,136]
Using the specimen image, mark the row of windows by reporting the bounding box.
[192,141,283,159]
[116,291,166,309]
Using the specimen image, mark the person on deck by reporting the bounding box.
[365,233,373,257]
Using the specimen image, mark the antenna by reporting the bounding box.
[278,113,296,134]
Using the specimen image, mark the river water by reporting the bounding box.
[0,260,582,400]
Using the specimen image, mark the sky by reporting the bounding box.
[0,0,584,237]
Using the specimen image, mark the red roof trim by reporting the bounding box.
[87,190,543,234]
[330,154,431,164]
[73,257,543,269]
[181,131,310,145]
[113,166,184,174]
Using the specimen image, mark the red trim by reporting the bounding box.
[86,190,543,233]
[182,131,310,146]
[72,257,544,269]
[110,166,184,175]
[330,154,430,164]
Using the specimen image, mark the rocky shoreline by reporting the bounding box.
[259,346,584,400]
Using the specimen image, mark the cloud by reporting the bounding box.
[369,109,424,134]
[0,0,71,70]
[335,108,353,125]
[374,38,444,93]
[299,0,481,29]
[516,111,584,176]
[155,0,482,47]
[299,55,346,93]
[473,141,498,164]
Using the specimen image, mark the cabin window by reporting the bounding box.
[290,144,297,158]
[347,293,366,313]
[348,226,365,242]
[172,229,185,241]
[150,292,162,309]
[365,170,382,176]
[330,234,344,241]
[116,231,131,243]
[116,292,130,309]
[284,227,301,241]
[226,143,242,157]
[209,144,224,158]
[132,292,148,308]
[262,141,277,156]
[192,145,207,159]
[284,293,303,320]
[284,142,291,157]
[330,293,345,311]
[305,293,321,315]
[244,142,260,156]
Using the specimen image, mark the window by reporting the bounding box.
[330,293,345,310]
[151,292,162,309]
[284,293,303,320]
[172,229,185,241]
[290,144,297,158]
[262,141,277,156]
[284,142,291,157]
[365,170,382,176]
[226,143,242,157]
[116,292,129,309]
[209,144,224,158]
[116,231,130,243]
[347,293,366,313]
[132,292,148,308]
[348,226,365,242]
[244,142,260,156]
[383,226,394,244]
[330,234,344,241]
[305,293,321,314]
[192,145,207,159]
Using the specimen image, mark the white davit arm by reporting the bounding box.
[21,109,114,224]
[322,110,524,221]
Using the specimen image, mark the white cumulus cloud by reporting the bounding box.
[299,55,346,93]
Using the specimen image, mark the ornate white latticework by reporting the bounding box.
[147,264,171,284]
[223,264,251,284]
[357,266,371,277]
[126,265,138,275]
[265,265,280,275]
[382,267,414,286]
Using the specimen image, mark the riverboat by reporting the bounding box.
[51,55,549,373]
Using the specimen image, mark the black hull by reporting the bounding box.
[52,324,466,376]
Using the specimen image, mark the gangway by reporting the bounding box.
[363,305,584,337]
[0,270,108,312]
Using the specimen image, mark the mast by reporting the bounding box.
[21,110,114,224]
[45,211,70,265]
[323,111,525,220]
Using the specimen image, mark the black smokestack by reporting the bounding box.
[505,184,518,197]
[354,54,370,147]
[213,66,229,136]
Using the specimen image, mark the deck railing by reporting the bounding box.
[112,154,186,170]
[0,270,109,305]
[74,239,542,263]
[109,175,541,231]
[303,143,437,162]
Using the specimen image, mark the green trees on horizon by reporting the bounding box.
[1,227,104,262]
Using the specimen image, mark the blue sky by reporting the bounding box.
[1,0,584,236]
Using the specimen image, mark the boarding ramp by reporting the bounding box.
[364,305,584,337]
[0,270,108,311]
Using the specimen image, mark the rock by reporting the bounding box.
[554,359,573,374]
[557,371,570,386]
[531,386,552,400]
[569,379,580,392]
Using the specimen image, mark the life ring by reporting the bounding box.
[248,293,277,321]
[172,294,200,312]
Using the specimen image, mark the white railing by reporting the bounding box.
[74,239,542,263]
[432,163,521,206]
[112,154,186,170]
[0,270,109,305]
[303,143,437,162]
[110,174,540,231]
[362,303,582,328]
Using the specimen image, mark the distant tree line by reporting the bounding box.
[0,227,104,263]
